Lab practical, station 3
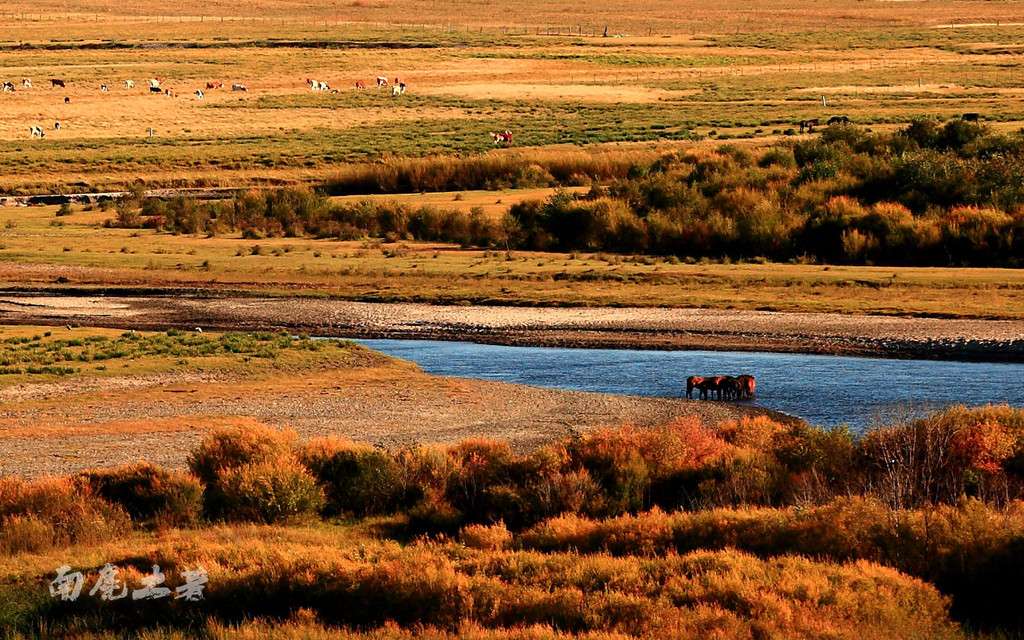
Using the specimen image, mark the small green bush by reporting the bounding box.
[217,460,325,524]
[299,439,404,516]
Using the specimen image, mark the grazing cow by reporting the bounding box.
[392,84,406,96]
[164,89,178,98]
[232,84,248,92]
[490,130,513,145]
[125,80,135,89]
[22,78,31,88]
[100,84,108,92]
[376,76,389,87]
[799,118,819,133]
[50,79,65,88]
[1,82,13,92]
[64,97,69,104]
[206,82,223,90]
[29,125,44,138]
[355,81,366,90]
[149,78,162,93]
[962,112,981,122]
[54,122,60,130]
[827,116,849,126]
[307,79,330,91]
[330,89,340,94]
[195,89,205,99]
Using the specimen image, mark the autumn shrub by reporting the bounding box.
[0,476,128,553]
[187,424,298,486]
[298,439,404,517]
[217,459,325,524]
[459,521,512,550]
[3,527,958,640]
[859,405,1021,509]
[78,463,203,527]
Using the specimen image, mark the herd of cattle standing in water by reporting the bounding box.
[686,375,756,401]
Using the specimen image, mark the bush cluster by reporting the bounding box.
[112,119,1024,267]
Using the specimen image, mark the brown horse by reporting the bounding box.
[736,375,756,398]
[719,376,742,400]
[686,376,706,399]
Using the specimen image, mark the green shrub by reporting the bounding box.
[217,460,325,524]
[299,439,404,517]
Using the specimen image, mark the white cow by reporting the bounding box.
[125,80,135,89]
[29,125,44,138]
[392,83,406,96]
[232,84,248,92]
[21,78,31,88]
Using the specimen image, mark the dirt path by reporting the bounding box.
[1,294,1023,361]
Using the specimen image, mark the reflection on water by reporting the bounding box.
[356,339,1024,432]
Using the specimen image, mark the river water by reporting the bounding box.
[356,339,1024,432]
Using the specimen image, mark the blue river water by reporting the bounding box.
[355,339,1024,432]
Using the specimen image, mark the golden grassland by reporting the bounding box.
[1,7,1024,193]
[4,203,1024,318]
[5,0,1024,33]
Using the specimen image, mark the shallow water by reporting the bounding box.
[356,339,1024,431]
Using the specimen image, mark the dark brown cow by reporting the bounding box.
[50,78,65,88]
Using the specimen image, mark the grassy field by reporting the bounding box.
[3,202,1024,318]
[2,5,1024,194]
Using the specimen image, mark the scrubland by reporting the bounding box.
[5,406,1024,637]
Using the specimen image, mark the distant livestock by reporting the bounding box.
[195,89,204,99]
[686,374,755,401]
[54,122,60,130]
[22,78,31,88]
[392,83,406,96]
[125,80,135,89]
[307,79,329,91]
[206,82,223,89]
[962,112,981,122]
[232,84,248,92]
[376,76,389,87]
[50,79,65,88]
[355,81,366,90]
[799,118,820,133]
[29,125,44,138]
[64,97,69,104]
[100,84,109,92]
[490,130,513,145]
[1,82,13,92]
[827,116,849,125]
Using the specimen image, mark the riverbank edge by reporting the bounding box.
[1,293,1023,363]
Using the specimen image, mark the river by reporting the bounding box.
[356,339,1024,431]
